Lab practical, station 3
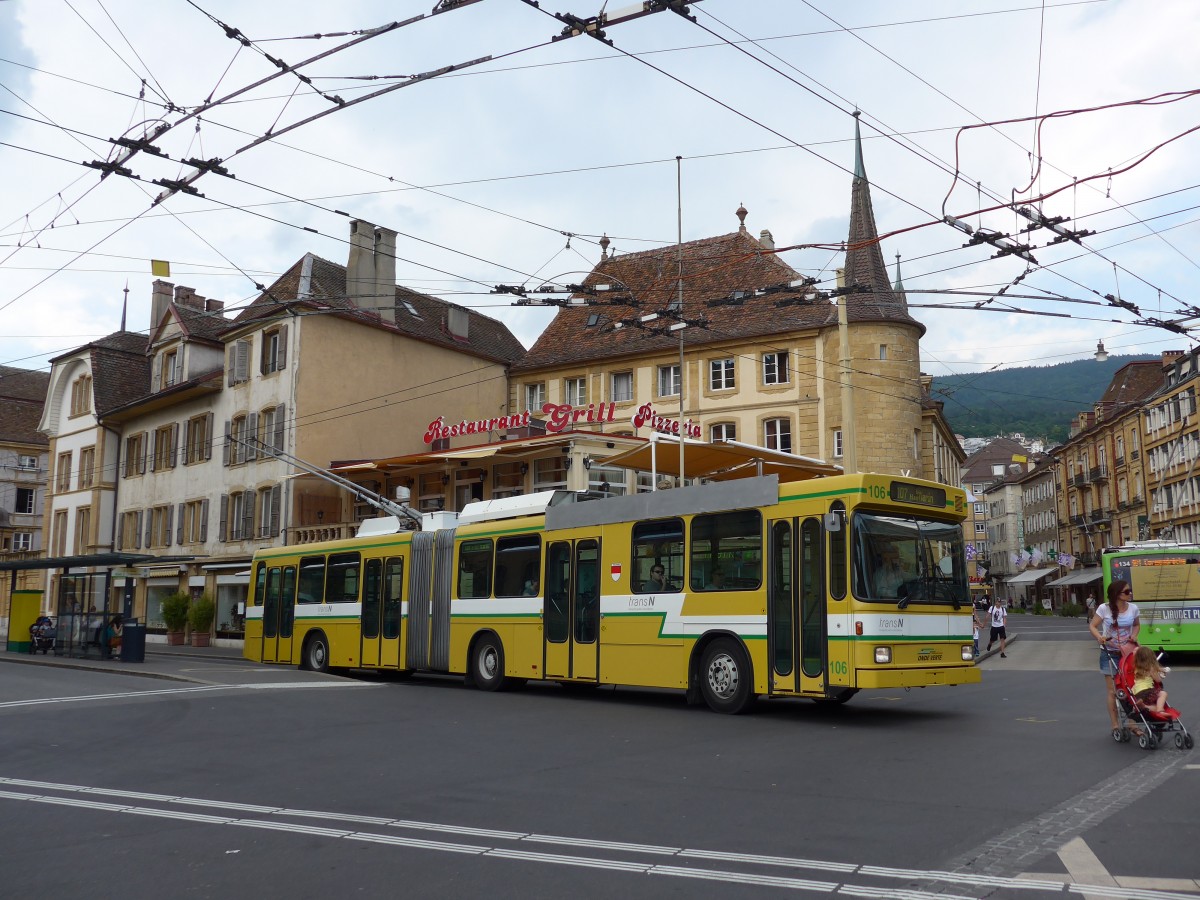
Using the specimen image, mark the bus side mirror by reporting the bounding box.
[824,512,842,532]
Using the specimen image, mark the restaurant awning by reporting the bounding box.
[1044,568,1104,588]
[599,437,842,482]
[1002,566,1059,585]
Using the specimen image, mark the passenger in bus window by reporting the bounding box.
[523,576,540,596]
[705,569,726,591]
[643,565,676,593]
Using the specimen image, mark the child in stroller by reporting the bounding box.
[29,615,56,654]
[1111,645,1193,751]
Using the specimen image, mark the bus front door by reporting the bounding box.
[768,518,827,696]
[543,539,600,681]
[260,565,296,664]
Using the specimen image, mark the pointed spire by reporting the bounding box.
[843,115,923,334]
[893,252,905,293]
[121,280,129,332]
[852,110,865,179]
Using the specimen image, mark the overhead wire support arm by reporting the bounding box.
[520,0,703,43]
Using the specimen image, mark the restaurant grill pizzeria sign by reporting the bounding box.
[424,400,701,444]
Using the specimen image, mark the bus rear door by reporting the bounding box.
[544,538,600,681]
[260,564,296,664]
[767,518,827,696]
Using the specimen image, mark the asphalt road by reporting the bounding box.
[1,617,1197,900]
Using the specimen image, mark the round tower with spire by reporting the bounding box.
[819,113,925,475]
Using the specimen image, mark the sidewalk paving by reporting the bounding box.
[0,638,248,684]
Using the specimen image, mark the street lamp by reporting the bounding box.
[1094,339,1109,362]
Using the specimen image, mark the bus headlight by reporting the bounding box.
[874,646,891,664]
[961,645,974,661]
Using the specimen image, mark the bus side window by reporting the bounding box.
[828,501,847,600]
[495,535,541,598]
[252,562,267,606]
[459,539,493,599]
[298,556,325,604]
[383,558,403,640]
[632,518,684,592]
[326,552,361,603]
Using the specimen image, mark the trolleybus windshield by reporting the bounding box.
[852,512,968,608]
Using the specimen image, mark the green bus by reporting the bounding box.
[1102,542,1200,651]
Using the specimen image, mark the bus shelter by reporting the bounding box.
[0,552,191,659]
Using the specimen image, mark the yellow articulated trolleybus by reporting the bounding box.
[244,472,980,713]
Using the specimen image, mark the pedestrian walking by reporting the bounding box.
[986,597,1008,658]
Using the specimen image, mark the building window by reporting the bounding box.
[160,349,180,389]
[258,484,282,538]
[52,510,67,556]
[611,371,633,402]
[974,502,986,513]
[832,428,843,458]
[15,487,35,515]
[879,345,888,360]
[525,382,546,410]
[491,461,525,500]
[763,351,789,385]
[975,522,987,535]
[588,464,627,497]
[418,472,444,512]
[180,499,209,544]
[152,423,178,471]
[657,364,680,398]
[709,358,735,390]
[79,446,95,488]
[69,374,92,416]
[260,326,288,374]
[124,433,146,477]
[227,339,251,386]
[55,451,72,493]
[534,456,567,491]
[147,505,173,548]
[13,532,33,551]
[74,506,91,555]
[765,418,792,453]
[17,454,38,470]
[710,422,736,442]
[564,376,587,406]
[227,415,252,466]
[258,404,286,455]
[185,413,213,464]
[118,510,142,550]
[225,491,255,541]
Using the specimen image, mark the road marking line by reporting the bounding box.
[7,776,1200,899]
[0,681,371,709]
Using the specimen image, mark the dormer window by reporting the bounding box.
[161,349,180,389]
[402,300,420,319]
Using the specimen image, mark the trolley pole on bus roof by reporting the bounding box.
[838,287,858,474]
[676,155,685,487]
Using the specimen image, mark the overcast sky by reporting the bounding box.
[2,0,1198,390]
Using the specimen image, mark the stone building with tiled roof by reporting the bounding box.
[511,122,962,487]
[1,365,52,601]
[35,222,526,637]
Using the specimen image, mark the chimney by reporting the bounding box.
[374,226,397,325]
[759,229,774,250]
[205,298,225,314]
[174,285,203,309]
[151,279,173,330]
[346,220,377,309]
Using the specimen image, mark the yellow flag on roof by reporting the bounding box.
[151,259,171,277]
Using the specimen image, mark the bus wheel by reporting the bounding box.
[303,632,331,673]
[699,638,755,714]
[473,633,508,692]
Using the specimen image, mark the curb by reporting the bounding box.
[975,632,1019,662]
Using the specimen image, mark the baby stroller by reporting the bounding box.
[29,615,56,654]
[1111,649,1193,750]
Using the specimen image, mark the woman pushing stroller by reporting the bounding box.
[1088,579,1140,734]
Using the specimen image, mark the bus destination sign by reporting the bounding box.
[890,481,946,509]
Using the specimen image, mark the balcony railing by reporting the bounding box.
[286,523,354,544]
[1090,508,1111,522]
[1078,551,1098,566]
[1131,449,1140,460]
[1072,473,1088,487]
[1090,465,1109,482]
[1070,514,1087,527]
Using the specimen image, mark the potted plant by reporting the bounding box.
[161,592,190,645]
[188,594,216,648]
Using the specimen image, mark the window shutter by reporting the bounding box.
[152,355,162,390]
[223,420,232,467]
[183,418,193,463]
[277,325,288,371]
[143,509,152,549]
[170,423,179,468]
[270,484,281,538]
[148,431,158,472]
[165,505,174,546]
[242,489,255,540]
[177,502,185,544]
[200,498,209,542]
[174,354,183,385]
[227,348,236,386]
[117,516,125,551]
[204,413,214,460]
[235,340,250,383]
[218,494,228,542]
[246,412,259,460]
[274,403,286,452]
[138,436,147,475]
